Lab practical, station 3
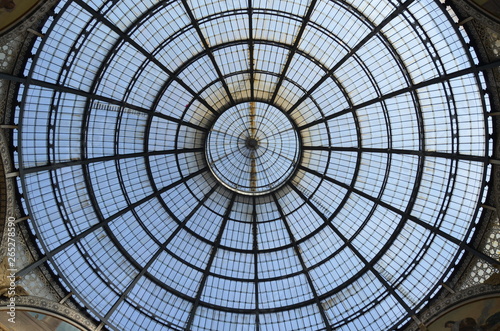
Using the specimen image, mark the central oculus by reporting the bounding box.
[205,102,301,195]
[245,137,259,149]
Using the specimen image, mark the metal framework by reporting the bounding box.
[6,0,498,330]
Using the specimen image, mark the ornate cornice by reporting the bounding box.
[0,295,97,331]
[0,0,59,46]
[406,284,500,330]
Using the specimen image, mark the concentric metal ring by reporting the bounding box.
[205,102,300,195]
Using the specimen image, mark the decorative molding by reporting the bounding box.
[0,295,97,331]
[0,0,58,46]
[406,284,500,331]
[454,211,500,290]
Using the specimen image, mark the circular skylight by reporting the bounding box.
[206,102,300,195]
[15,0,490,330]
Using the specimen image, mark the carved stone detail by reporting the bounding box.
[0,0,59,46]
[0,295,97,331]
[406,284,500,331]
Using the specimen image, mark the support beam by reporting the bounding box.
[252,196,260,331]
[59,292,73,304]
[21,148,203,175]
[73,0,220,116]
[0,73,207,132]
[298,165,500,267]
[248,0,255,101]
[270,0,318,104]
[95,322,105,331]
[411,316,428,331]
[185,193,236,330]
[441,282,455,294]
[181,0,236,106]
[14,215,30,224]
[26,28,44,38]
[298,59,500,131]
[5,171,19,178]
[16,167,208,277]
[272,192,332,331]
[481,204,497,212]
[288,183,416,319]
[287,0,418,115]
[457,17,474,26]
[101,184,218,323]
[302,145,487,163]
[461,243,500,267]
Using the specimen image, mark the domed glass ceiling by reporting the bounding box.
[14,0,491,330]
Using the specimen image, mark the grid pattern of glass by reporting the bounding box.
[206,102,300,195]
[15,0,490,330]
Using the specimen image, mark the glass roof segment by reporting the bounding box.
[206,102,301,195]
[15,0,491,330]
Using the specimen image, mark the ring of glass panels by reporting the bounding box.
[205,102,301,195]
[15,0,491,330]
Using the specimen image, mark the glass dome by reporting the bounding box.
[15,0,490,330]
